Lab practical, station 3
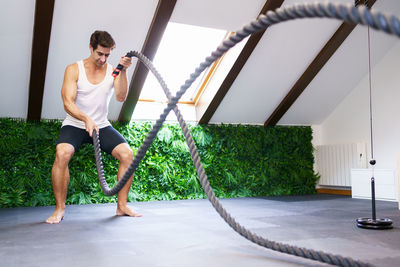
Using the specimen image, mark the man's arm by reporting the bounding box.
[61,63,98,136]
[113,56,132,102]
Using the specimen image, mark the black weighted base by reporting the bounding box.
[356,217,393,230]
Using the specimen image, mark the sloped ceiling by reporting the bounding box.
[0,0,399,126]
[280,0,400,125]
[41,0,159,121]
[209,0,400,125]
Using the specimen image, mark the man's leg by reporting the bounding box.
[112,143,142,217]
[46,143,74,224]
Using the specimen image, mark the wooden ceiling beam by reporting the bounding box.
[118,0,177,122]
[198,0,285,124]
[27,0,55,121]
[264,0,376,126]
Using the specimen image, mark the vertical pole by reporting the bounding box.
[397,154,400,210]
[371,177,376,220]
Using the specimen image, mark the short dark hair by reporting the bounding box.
[90,30,115,50]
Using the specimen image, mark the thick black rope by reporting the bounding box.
[92,2,400,266]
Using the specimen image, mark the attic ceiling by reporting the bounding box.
[0,0,399,126]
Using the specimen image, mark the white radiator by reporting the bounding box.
[315,143,367,187]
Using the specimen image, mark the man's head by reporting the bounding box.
[90,30,115,50]
[89,30,115,67]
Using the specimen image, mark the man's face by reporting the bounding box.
[91,45,111,67]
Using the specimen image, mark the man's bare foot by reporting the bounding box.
[116,205,142,217]
[45,209,65,224]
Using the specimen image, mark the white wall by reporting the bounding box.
[315,41,400,173]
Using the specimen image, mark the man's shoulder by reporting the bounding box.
[64,62,79,80]
[66,62,79,70]
[65,61,80,73]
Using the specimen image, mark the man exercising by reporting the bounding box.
[46,30,142,224]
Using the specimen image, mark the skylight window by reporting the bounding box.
[139,22,228,104]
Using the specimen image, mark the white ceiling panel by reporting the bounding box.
[279,0,400,125]
[170,0,266,31]
[41,0,159,121]
[210,0,353,124]
[0,0,35,118]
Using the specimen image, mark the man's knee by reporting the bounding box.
[55,144,74,164]
[113,144,133,163]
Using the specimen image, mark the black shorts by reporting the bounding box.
[56,125,127,154]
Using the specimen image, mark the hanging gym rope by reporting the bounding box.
[355,0,393,230]
[92,2,400,266]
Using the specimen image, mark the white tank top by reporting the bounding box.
[62,60,114,129]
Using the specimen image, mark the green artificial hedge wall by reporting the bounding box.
[0,118,319,208]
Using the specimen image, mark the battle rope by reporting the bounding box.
[93,2,400,266]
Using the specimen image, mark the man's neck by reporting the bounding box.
[85,57,106,71]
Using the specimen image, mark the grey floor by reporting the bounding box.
[1,195,400,267]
